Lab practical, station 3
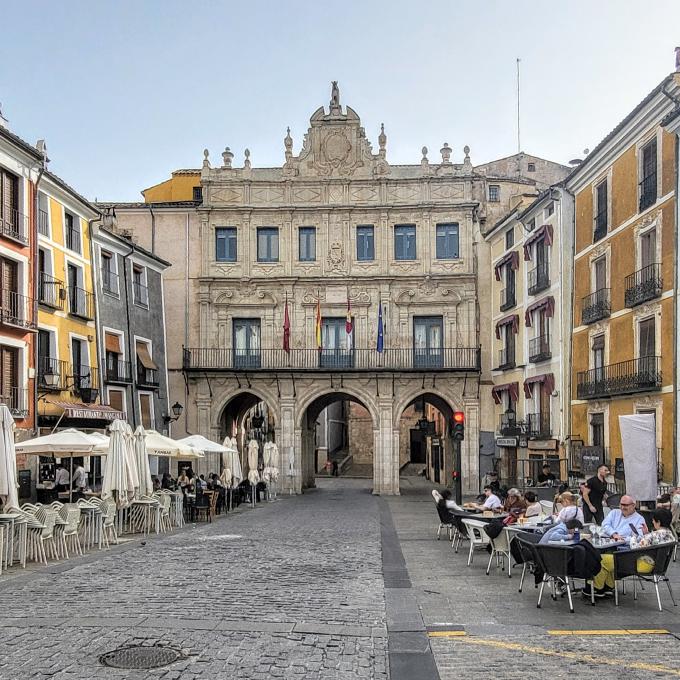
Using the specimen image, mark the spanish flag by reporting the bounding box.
[315,293,322,351]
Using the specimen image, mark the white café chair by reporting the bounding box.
[59,504,83,558]
[487,526,514,578]
[461,518,491,567]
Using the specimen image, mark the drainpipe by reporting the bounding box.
[184,211,190,433]
[148,203,156,254]
[32,163,45,436]
[87,215,103,422]
[121,242,137,429]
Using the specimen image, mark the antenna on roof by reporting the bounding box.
[516,58,521,155]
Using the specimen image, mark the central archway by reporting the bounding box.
[296,387,380,491]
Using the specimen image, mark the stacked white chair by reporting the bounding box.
[59,504,82,558]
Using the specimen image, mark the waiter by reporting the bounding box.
[581,464,609,524]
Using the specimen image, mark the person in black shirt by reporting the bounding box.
[581,464,609,524]
[537,463,556,486]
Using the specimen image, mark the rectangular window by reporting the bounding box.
[527,162,536,172]
[233,318,261,369]
[640,138,657,211]
[321,317,354,368]
[413,316,443,368]
[64,211,81,253]
[505,228,514,249]
[435,223,459,260]
[640,229,656,270]
[107,388,125,414]
[394,224,416,260]
[595,180,608,239]
[590,413,605,447]
[38,192,50,237]
[0,344,19,414]
[139,393,153,429]
[257,227,279,262]
[298,227,316,262]
[594,257,606,292]
[192,186,203,202]
[356,225,375,261]
[101,251,118,294]
[488,185,500,202]
[592,334,605,382]
[136,340,158,386]
[0,169,21,241]
[215,227,237,262]
[132,265,148,307]
[639,318,655,358]
[544,202,554,218]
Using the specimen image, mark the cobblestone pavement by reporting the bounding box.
[391,477,680,679]
[0,480,387,679]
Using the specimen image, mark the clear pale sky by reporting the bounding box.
[1,1,679,201]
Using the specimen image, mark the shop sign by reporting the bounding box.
[527,439,558,451]
[496,437,517,447]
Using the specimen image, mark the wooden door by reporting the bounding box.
[0,345,18,409]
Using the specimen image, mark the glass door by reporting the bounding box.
[320,317,353,368]
[233,319,261,369]
[413,316,443,368]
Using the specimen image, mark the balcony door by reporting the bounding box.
[233,319,261,369]
[538,385,551,435]
[321,317,353,368]
[638,317,656,378]
[592,334,605,384]
[0,257,19,322]
[67,263,79,314]
[71,338,85,389]
[0,345,18,411]
[413,316,443,368]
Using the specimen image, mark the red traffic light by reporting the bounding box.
[453,411,465,424]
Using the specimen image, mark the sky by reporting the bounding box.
[1,0,679,202]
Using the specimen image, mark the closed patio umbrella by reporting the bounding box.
[223,436,242,489]
[134,426,153,497]
[0,405,18,510]
[102,419,134,509]
[124,423,140,497]
[247,440,260,485]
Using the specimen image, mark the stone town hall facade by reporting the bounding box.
[107,85,566,495]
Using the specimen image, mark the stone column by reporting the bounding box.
[373,398,399,495]
[462,398,480,495]
[279,399,299,494]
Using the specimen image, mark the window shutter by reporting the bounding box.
[135,341,157,369]
[108,390,124,413]
[592,334,605,350]
[139,394,152,428]
[105,332,122,354]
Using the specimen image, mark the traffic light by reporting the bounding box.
[452,411,465,441]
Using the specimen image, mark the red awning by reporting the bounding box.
[523,224,554,261]
[525,296,555,327]
[495,314,519,339]
[494,250,520,281]
[491,382,520,405]
[523,373,555,399]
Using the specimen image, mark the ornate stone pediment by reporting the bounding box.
[395,281,462,306]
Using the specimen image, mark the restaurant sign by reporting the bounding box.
[496,437,518,447]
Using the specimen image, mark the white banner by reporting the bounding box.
[619,414,657,501]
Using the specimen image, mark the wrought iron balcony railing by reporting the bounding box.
[499,413,523,436]
[527,264,550,296]
[183,347,481,372]
[0,386,29,418]
[38,272,65,309]
[496,347,515,370]
[105,359,132,384]
[526,412,552,438]
[69,364,99,400]
[137,366,159,387]
[528,334,551,363]
[1,289,36,330]
[500,286,515,312]
[38,209,49,236]
[639,172,657,212]
[0,208,29,245]
[624,263,662,308]
[581,288,610,325]
[37,357,69,391]
[577,356,661,399]
[67,286,95,319]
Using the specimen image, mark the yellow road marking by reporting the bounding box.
[431,636,680,677]
[548,629,670,636]
[427,631,467,638]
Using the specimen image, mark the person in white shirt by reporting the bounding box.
[55,464,70,492]
[600,495,647,540]
[71,463,88,496]
[524,491,542,518]
[553,491,584,524]
[466,486,502,512]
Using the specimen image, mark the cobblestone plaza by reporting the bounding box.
[3,479,680,679]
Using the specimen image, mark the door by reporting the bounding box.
[67,263,79,314]
[409,428,426,464]
[638,317,656,379]
[0,257,19,323]
[538,385,551,436]
[0,346,18,411]
[1,170,18,230]
[71,339,83,388]
[640,230,656,270]
[413,316,443,368]
[233,319,261,369]
[38,330,51,385]
[592,334,605,385]
[431,438,441,484]
[321,317,353,368]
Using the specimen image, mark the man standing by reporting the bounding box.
[54,464,70,493]
[581,464,609,524]
[71,461,88,498]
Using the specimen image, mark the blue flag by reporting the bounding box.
[377,303,384,353]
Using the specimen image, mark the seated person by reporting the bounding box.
[553,491,584,525]
[656,493,672,510]
[466,485,502,512]
[503,488,528,516]
[539,518,583,544]
[632,508,675,548]
[537,463,557,487]
[438,488,462,511]
[600,495,647,540]
[524,491,542,518]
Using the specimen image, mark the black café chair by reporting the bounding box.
[606,493,622,509]
[613,542,677,611]
[451,512,469,553]
[514,535,541,594]
[534,544,577,613]
[435,503,455,541]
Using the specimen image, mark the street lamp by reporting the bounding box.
[163,402,183,424]
[42,369,60,388]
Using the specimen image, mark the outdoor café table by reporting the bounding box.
[0,513,27,569]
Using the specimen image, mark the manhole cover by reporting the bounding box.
[100,645,182,669]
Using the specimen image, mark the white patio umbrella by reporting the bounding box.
[247,439,260,484]
[0,405,18,510]
[178,435,227,476]
[102,419,135,509]
[124,423,140,497]
[143,430,203,459]
[134,426,153,497]
[269,442,280,482]
[222,436,242,489]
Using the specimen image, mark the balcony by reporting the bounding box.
[499,413,523,436]
[527,264,550,296]
[137,366,159,387]
[133,281,149,307]
[65,227,81,253]
[496,347,515,370]
[183,347,481,373]
[581,288,610,325]
[105,359,132,384]
[499,287,515,312]
[68,286,95,319]
[38,273,65,309]
[38,357,69,391]
[0,208,29,245]
[69,364,99,402]
[526,412,551,438]
[102,269,119,295]
[624,263,662,308]
[1,290,36,330]
[38,209,49,237]
[576,356,661,399]
[528,334,551,363]
[593,210,607,243]
[0,387,28,418]
[639,172,657,212]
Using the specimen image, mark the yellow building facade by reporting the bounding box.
[568,73,680,483]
